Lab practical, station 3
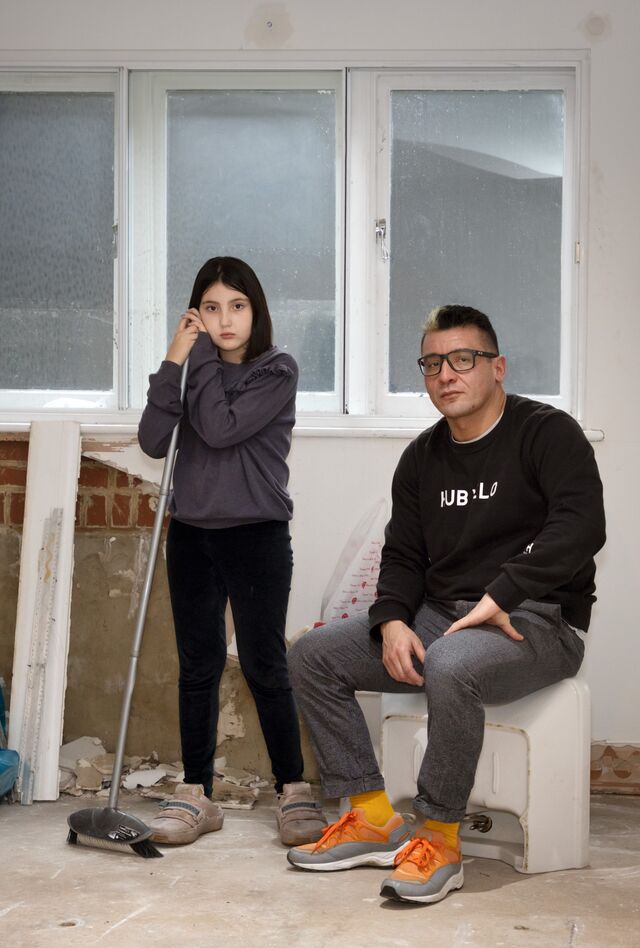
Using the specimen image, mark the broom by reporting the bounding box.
[67,360,189,857]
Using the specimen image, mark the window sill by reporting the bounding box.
[0,415,605,444]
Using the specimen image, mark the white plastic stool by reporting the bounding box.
[375,678,590,874]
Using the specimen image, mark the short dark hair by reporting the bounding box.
[188,256,272,362]
[421,305,499,354]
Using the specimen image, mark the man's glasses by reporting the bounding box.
[417,348,499,378]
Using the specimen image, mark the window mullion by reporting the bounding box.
[344,69,378,416]
[129,73,168,409]
[374,76,393,416]
[115,67,129,409]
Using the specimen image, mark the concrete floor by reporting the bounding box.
[1,793,639,948]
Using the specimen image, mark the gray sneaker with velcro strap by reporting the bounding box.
[276,781,328,846]
[149,782,224,845]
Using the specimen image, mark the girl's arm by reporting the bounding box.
[137,361,184,459]
[137,312,201,459]
[186,333,298,448]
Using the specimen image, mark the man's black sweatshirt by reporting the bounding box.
[369,394,606,634]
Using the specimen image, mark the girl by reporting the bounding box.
[138,257,326,847]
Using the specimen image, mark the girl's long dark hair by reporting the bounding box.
[188,257,272,362]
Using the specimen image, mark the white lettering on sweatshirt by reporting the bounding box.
[440,481,498,507]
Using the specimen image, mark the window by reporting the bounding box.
[348,69,578,418]
[0,60,584,424]
[129,71,344,413]
[0,73,118,411]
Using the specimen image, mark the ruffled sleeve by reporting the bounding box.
[186,349,298,449]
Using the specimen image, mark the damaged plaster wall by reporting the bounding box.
[0,521,318,783]
[65,530,319,781]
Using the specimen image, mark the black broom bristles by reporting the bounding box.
[67,827,163,858]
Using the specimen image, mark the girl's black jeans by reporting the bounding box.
[166,516,304,796]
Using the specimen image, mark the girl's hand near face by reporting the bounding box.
[165,309,207,365]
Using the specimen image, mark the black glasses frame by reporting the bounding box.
[417,348,499,377]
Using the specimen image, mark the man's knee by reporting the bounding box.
[287,630,324,689]
[423,635,477,694]
[287,616,367,690]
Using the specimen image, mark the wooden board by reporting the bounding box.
[9,422,80,800]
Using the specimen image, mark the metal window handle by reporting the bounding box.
[375,218,390,262]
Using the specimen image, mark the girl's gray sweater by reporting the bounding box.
[138,332,298,528]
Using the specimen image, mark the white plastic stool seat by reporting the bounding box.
[366,678,590,873]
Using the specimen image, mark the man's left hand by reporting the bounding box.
[444,593,524,641]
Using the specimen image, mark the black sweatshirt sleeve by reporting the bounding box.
[369,440,429,635]
[486,410,606,613]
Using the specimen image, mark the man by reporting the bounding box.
[287,305,605,904]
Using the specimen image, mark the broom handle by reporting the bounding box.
[109,359,189,809]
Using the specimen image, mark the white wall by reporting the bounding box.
[3,0,640,742]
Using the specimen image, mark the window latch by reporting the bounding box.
[375,218,390,262]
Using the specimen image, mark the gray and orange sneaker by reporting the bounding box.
[380,829,464,903]
[286,807,411,871]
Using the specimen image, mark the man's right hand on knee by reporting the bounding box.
[381,620,426,685]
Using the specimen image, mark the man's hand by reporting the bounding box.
[381,620,426,685]
[444,593,524,641]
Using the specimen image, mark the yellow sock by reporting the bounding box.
[424,819,460,849]
[349,790,396,826]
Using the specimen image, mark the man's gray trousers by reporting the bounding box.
[287,600,584,823]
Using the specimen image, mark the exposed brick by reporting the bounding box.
[115,470,132,488]
[0,466,27,487]
[9,490,25,526]
[0,441,29,461]
[77,495,90,528]
[135,493,158,528]
[0,493,5,525]
[111,493,132,528]
[85,494,107,527]
[75,496,82,527]
[78,461,110,489]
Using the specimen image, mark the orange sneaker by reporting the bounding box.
[380,829,464,903]
[286,807,411,871]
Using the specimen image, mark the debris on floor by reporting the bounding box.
[59,736,106,772]
[91,753,116,775]
[57,738,267,808]
[212,780,259,809]
[123,766,168,790]
[58,737,107,794]
[215,763,269,789]
[209,758,269,808]
[75,761,103,791]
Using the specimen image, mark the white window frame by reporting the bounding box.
[0,70,121,414]
[346,67,582,423]
[0,52,588,433]
[129,69,345,415]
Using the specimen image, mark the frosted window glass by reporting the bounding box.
[0,92,115,391]
[389,91,564,395]
[167,89,336,392]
